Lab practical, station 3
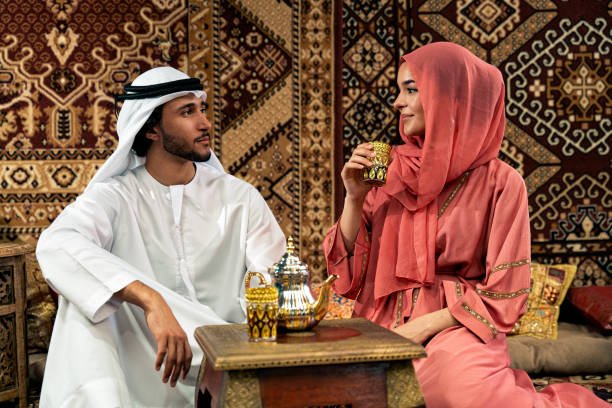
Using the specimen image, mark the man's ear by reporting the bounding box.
[145,126,160,141]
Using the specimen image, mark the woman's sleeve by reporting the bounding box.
[449,169,532,343]
[323,196,373,300]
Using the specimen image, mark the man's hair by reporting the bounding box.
[131,105,164,157]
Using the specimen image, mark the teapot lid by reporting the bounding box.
[269,237,308,276]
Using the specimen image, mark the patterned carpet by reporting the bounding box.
[0,1,609,406]
[0,0,334,284]
[338,0,610,287]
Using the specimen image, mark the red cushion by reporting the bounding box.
[567,286,612,332]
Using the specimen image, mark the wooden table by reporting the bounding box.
[194,318,426,408]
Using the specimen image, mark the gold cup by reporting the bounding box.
[245,272,279,342]
[363,141,391,186]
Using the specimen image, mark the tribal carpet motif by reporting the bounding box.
[0,0,334,283]
[339,0,611,286]
[189,0,334,283]
[1,1,192,244]
[1,1,609,286]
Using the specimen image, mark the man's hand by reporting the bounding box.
[144,296,192,387]
[393,308,459,344]
[117,281,192,387]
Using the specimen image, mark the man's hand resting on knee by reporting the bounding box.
[117,281,193,387]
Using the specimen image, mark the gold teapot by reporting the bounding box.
[269,237,338,331]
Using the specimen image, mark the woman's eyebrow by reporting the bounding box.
[402,80,416,86]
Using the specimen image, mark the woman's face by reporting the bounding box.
[393,63,425,138]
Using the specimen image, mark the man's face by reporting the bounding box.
[153,94,212,162]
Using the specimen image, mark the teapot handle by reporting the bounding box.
[245,271,267,292]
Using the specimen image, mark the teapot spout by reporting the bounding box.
[313,274,339,322]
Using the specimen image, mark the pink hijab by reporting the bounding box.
[372,42,506,299]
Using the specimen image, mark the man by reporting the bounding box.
[36,67,286,407]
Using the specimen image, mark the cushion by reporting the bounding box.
[567,286,612,332]
[507,322,612,375]
[511,263,576,339]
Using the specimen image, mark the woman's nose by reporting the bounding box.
[393,96,404,111]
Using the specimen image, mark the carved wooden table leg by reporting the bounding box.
[197,360,262,408]
[218,370,261,408]
[386,361,425,408]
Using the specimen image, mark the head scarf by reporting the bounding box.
[86,66,224,191]
[373,42,506,299]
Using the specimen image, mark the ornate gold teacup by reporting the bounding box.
[363,141,391,186]
[245,271,279,342]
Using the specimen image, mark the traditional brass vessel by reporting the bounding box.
[244,272,279,342]
[269,237,338,331]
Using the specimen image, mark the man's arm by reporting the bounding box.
[37,183,198,387]
[116,281,192,387]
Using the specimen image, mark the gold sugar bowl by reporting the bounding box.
[244,272,279,342]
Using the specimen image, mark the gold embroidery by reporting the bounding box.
[394,291,404,328]
[493,259,530,273]
[476,287,531,299]
[461,303,498,337]
[455,282,463,298]
[411,287,420,313]
[438,171,471,218]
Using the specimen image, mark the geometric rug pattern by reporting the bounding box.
[339,0,611,287]
[189,0,334,284]
[1,0,192,244]
[0,0,609,286]
[0,0,334,284]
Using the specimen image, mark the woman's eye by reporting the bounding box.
[407,88,418,94]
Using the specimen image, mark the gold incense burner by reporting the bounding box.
[269,237,338,331]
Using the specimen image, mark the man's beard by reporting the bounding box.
[160,128,211,163]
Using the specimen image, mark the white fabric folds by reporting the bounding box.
[37,67,286,407]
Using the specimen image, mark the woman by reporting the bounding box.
[324,42,606,407]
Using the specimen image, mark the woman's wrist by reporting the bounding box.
[344,194,366,207]
[423,308,458,337]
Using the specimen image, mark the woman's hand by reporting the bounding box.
[341,143,376,202]
[393,308,459,344]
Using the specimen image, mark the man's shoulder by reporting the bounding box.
[85,169,142,199]
[196,163,258,194]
